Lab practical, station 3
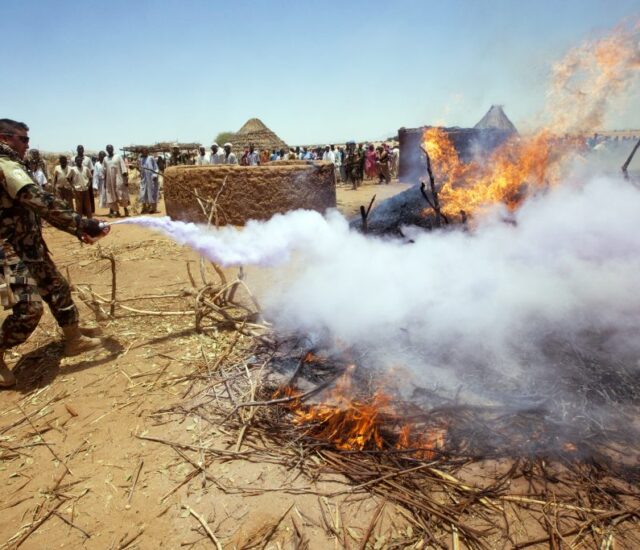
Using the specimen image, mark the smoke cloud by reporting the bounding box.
[117,173,640,408]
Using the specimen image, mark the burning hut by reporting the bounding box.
[163,161,336,225]
[398,105,518,183]
[225,118,288,154]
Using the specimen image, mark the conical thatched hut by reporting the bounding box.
[474,105,518,134]
[225,118,288,153]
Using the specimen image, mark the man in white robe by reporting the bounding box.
[138,148,159,214]
[93,151,106,208]
[195,146,208,165]
[209,143,224,165]
[103,144,129,217]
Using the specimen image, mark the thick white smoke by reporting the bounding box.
[119,173,640,405]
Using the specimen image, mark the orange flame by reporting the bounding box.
[281,366,447,456]
[422,127,578,217]
[422,21,639,218]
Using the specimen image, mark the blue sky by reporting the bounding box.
[2,0,638,152]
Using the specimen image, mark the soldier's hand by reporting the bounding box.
[80,219,110,244]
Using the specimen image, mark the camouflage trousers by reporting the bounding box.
[0,255,78,350]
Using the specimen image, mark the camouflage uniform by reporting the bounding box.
[344,148,362,189]
[0,142,93,350]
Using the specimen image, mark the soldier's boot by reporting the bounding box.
[0,352,16,388]
[63,325,102,356]
[79,326,103,338]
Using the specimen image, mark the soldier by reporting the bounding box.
[343,141,362,190]
[0,119,110,388]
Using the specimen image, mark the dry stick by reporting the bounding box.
[76,288,196,316]
[182,505,223,550]
[359,194,376,233]
[330,463,433,495]
[126,459,144,506]
[97,249,117,317]
[222,374,342,423]
[15,403,72,475]
[135,434,249,457]
[358,499,385,550]
[513,508,639,549]
[11,498,65,548]
[52,511,91,539]
[116,525,146,550]
[621,137,640,180]
[258,503,295,549]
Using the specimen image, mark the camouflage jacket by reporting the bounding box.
[0,142,88,261]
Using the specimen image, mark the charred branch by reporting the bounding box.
[359,194,376,233]
[622,137,640,180]
[420,146,449,226]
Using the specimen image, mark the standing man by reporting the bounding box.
[209,143,222,165]
[344,141,362,190]
[67,156,93,217]
[223,143,238,165]
[28,157,48,189]
[76,145,95,214]
[376,145,390,184]
[333,145,342,183]
[0,119,110,387]
[103,144,129,218]
[322,145,335,163]
[247,144,260,166]
[391,144,400,179]
[52,155,73,205]
[93,150,106,209]
[138,148,159,214]
[195,146,208,166]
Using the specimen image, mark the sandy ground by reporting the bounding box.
[0,180,412,550]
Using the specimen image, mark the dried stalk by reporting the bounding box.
[182,505,223,550]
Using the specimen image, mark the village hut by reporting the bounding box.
[398,106,518,183]
[225,118,288,154]
[474,104,518,134]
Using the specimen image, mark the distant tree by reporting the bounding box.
[215,131,235,145]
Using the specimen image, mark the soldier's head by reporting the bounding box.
[211,143,219,154]
[224,143,232,155]
[199,146,205,156]
[141,148,149,158]
[77,144,84,156]
[249,143,255,153]
[0,119,30,159]
[106,144,114,156]
[59,155,68,168]
[98,151,106,162]
[74,156,83,168]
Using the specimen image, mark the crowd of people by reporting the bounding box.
[188,141,400,190]
[26,144,158,219]
[22,139,401,224]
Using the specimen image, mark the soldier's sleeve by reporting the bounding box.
[0,160,35,198]
[15,184,87,238]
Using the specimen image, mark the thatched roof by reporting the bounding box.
[226,118,288,153]
[474,105,518,134]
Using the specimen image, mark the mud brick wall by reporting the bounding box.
[163,162,336,225]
